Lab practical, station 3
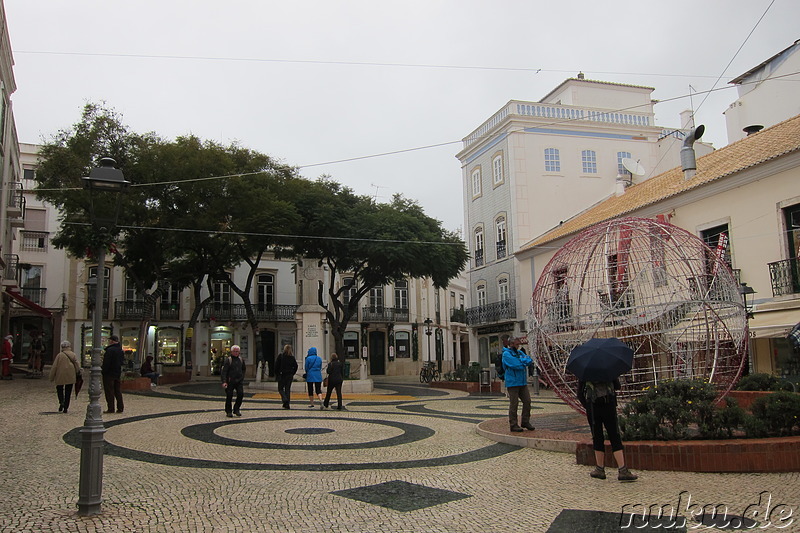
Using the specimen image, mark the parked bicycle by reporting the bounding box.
[419,362,440,383]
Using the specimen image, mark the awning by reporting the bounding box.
[748,305,800,339]
[5,287,52,318]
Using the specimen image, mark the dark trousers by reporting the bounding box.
[324,382,343,408]
[507,384,531,427]
[103,375,124,412]
[56,384,74,411]
[277,376,293,407]
[586,401,624,452]
[225,381,244,414]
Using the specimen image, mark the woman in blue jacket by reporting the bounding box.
[305,347,324,409]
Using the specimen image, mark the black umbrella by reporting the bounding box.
[567,337,633,382]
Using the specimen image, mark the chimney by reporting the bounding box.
[681,125,705,180]
[577,72,585,79]
[743,124,764,136]
[679,110,695,130]
[615,174,629,196]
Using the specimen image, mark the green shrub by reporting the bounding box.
[735,373,790,391]
[619,379,745,440]
[746,391,800,437]
[445,365,480,382]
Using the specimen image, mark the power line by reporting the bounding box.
[15,49,722,80]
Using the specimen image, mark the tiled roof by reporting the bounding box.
[519,113,800,251]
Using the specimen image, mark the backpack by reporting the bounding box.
[495,353,505,380]
[584,381,614,403]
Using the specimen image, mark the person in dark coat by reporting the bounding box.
[140,355,159,386]
[221,345,246,417]
[274,344,298,409]
[323,353,345,410]
[577,378,637,482]
[101,335,125,414]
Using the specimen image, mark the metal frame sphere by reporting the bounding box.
[530,217,748,413]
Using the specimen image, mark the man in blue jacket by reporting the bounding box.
[502,337,534,432]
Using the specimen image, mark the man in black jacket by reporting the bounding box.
[274,344,298,409]
[101,335,125,414]
[221,345,246,417]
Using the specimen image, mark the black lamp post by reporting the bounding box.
[77,157,129,516]
[739,282,756,320]
[423,318,433,364]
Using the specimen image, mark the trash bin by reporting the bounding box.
[343,361,351,379]
[480,369,490,386]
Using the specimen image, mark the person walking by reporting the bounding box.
[101,335,125,414]
[577,378,638,482]
[275,345,298,409]
[29,332,45,376]
[1,334,13,380]
[221,345,246,417]
[502,337,535,432]
[49,341,81,414]
[323,353,345,410]
[304,347,323,409]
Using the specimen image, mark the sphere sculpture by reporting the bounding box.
[530,217,748,412]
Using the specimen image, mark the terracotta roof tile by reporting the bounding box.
[520,113,800,251]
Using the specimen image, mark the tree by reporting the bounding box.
[291,185,468,360]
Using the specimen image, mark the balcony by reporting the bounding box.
[475,249,484,268]
[21,287,46,306]
[7,185,25,227]
[768,258,800,297]
[361,306,410,323]
[450,307,467,324]
[114,300,181,321]
[465,299,516,326]
[203,302,298,322]
[3,254,18,281]
[496,241,507,259]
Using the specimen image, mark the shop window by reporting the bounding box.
[395,331,410,358]
[343,331,359,359]
[156,327,182,365]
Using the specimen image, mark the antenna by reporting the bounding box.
[370,183,387,201]
[621,158,645,177]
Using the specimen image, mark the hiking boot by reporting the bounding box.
[618,466,638,482]
[590,466,606,480]
[510,425,524,432]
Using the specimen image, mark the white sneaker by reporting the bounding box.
[150,383,157,388]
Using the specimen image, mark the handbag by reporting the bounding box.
[323,377,329,387]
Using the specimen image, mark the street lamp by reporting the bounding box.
[739,282,756,320]
[423,318,433,364]
[78,157,129,516]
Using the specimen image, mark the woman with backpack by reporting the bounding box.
[577,378,637,482]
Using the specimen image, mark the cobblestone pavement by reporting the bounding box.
[2,375,798,532]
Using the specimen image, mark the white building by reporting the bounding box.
[725,39,800,144]
[456,75,713,367]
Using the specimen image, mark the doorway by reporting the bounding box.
[261,330,276,377]
[369,331,385,375]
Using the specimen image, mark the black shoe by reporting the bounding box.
[233,412,242,417]
[117,409,124,413]
[510,426,524,432]
[103,410,115,414]
[226,412,233,418]
[62,409,68,414]
[522,423,536,431]
[58,405,63,412]
[282,405,290,410]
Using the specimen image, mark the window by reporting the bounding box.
[459,294,465,310]
[213,278,231,309]
[395,331,410,358]
[544,148,560,172]
[582,150,597,174]
[617,151,632,175]
[700,224,732,269]
[342,277,356,306]
[498,277,510,301]
[21,265,43,305]
[492,154,503,185]
[23,168,35,181]
[257,273,275,311]
[161,283,180,318]
[474,227,484,267]
[343,331,359,359]
[21,231,48,252]
[88,266,111,319]
[471,167,482,197]
[496,216,507,259]
[476,284,487,307]
[156,326,182,365]
[125,277,143,302]
[369,286,384,311]
[394,280,408,309]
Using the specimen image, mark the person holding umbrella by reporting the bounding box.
[568,337,638,482]
[503,337,535,432]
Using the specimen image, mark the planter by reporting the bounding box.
[121,377,151,391]
[430,381,500,393]
[725,390,773,411]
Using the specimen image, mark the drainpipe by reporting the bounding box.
[681,125,705,181]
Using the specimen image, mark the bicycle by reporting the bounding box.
[419,362,440,383]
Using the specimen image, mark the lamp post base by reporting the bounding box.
[77,423,106,515]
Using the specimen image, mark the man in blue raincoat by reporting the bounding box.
[502,337,535,432]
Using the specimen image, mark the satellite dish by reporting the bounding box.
[621,158,645,176]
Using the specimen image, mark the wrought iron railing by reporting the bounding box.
[496,241,506,259]
[475,249,484,267]
[115,300,147,320]
[465,299,516,326]
[768,258,800,297]
[3,253,18,280]
[203,303,298,322]
[21,287,46,306]
[450,307,467,323]
[20,231,49,252]
[160,303,180,320]
[362,307,409,323]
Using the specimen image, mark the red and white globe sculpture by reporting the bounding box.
[530,217,748,412]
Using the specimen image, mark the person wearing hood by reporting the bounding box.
[502,337,535,432]
[49,341,82,413]
[304,347,323,409]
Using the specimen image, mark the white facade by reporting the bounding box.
[725,39,800,144]
[457,76,713,367]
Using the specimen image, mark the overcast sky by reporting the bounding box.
[5,0,798,233]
